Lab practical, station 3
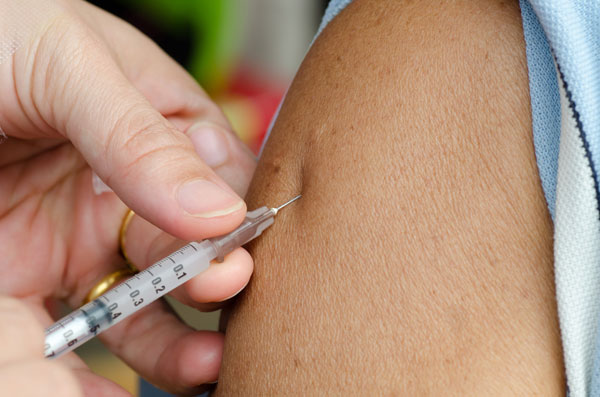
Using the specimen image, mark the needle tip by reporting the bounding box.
[274,195,302,213]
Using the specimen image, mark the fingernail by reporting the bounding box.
[188,124,230,167]
[217,282,248,302]
[178,179,243,218]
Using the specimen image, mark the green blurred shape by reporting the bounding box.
[124,0,243,94]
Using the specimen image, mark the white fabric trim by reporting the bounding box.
[554,66,600,397]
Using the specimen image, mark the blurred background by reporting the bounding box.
[63,0,330,396]
[89,0,329,154]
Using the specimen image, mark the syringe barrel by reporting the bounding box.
[43,205,280,359]
[44,299,110,358]
[44,240,216,359]
[208,207,275,261]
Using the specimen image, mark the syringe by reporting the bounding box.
[44,195,301,359]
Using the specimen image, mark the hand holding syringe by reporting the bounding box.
[44,195,301,359]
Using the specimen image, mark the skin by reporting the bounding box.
[0,0,255,395]
[216,0,565,395]
[0,296,81,397]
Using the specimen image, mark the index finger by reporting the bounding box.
[100,298,223,394]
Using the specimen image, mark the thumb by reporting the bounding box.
[38,19,245,240]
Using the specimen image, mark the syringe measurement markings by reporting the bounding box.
[44,251,184,356]
[173,246,189,256]
[45,201,299,360]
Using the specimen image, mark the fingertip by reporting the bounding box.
[185,248,254,303]
[187,123,231,168]
[130,176,247,242]
[172,197,247,242]
[176,179,243,218]
[183,121,256,197]
[157,331,224,389]
[178,332,224,386]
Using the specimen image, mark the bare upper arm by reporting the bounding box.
[216,0,564,394]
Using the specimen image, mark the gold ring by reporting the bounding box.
[82,209,140,305]
[119,209,137,272]
[82,268,137,304]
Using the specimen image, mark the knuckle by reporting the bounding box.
[109,109,171,161]
[29,12,123,141]
[33,14,99,126]
[104,108,199,185]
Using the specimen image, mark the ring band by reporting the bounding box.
[119,209,137,272]
[82,209,139,305]
[82,268,137,304]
